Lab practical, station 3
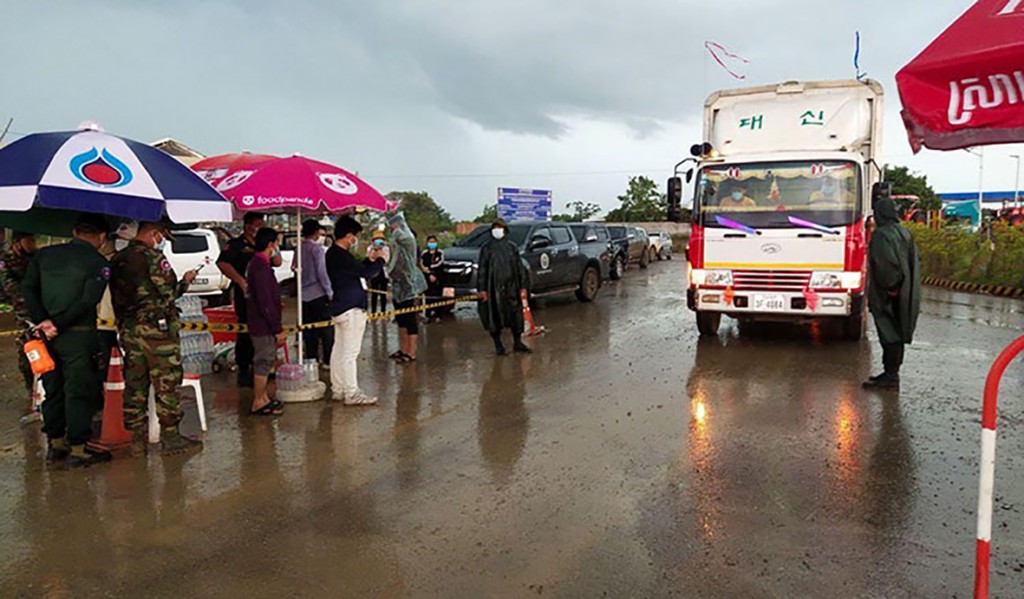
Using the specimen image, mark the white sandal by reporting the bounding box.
[343,392,378,406]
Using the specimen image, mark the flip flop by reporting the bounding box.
[389,351,404,361]
[396,352,417,364]
[250,402,284,416]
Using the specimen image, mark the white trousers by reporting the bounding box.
[330,309,367,398]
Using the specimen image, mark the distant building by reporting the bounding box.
[939,190,1022,210]
[150,138,205,166]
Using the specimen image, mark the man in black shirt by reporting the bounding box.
[217,212,281,387]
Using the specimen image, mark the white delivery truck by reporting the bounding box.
[668,79,885,340]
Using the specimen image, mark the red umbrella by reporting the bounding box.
[896,0,1024,153]
[192,151,278,185]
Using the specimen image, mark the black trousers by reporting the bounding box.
[369,278,388,313]
[882,343,905,375]
[41,331,101,446]
[301,296,335,363]
[234,292,253,375]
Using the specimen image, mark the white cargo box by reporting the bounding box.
[705,79,884,162]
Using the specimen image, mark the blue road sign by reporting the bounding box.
[497,187,551,222]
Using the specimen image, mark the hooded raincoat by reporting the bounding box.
[477,233,526,334]
[386,212,428,304]
[867,197,921,344]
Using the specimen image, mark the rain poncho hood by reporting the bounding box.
[385,212,427,304]
[867,197,921,344]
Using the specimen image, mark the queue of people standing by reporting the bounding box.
[10,208,534,470]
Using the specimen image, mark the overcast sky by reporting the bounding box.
[2,0,1021,219]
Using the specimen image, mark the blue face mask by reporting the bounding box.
[427,242,438,250]
[374,239,384,247]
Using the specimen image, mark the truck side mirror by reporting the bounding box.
[667,176,683,222]
[685,168,694,183]
[528,236,550,251]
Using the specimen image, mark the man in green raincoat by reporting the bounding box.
[478,219,531,355]
[863,196,921,389]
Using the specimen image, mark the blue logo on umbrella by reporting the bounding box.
[70,147,133,188]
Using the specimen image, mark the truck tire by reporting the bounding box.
[655,247,663,261]
[610,255,625,280]
[639,250,649,270]
[575,266,600,302]
[651,248,660,262]
[696,312,721,336]
[842,306,866,341]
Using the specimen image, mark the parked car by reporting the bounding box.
[162,229,230,305]
[567,223,613,282]
[437,221,603,304]
[607,225,649,278]
[647,230,674,261]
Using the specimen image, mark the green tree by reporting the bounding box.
[606,176,666,222]
[386,191,455,237]
[553,201,603,222]
[473,203,498,224]
[883,165,941,211]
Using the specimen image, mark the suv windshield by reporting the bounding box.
[608,225,626,239]
[458,224,532,248]
[696,160,861,228]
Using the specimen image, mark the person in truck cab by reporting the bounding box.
[718,182,756,209]
[809,175,854,205]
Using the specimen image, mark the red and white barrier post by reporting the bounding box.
[974,335,1024,599]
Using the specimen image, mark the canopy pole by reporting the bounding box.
[296,207,303,365]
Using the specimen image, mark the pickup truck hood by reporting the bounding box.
[443,246,482,264]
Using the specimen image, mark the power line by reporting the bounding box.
[363,168,668,180]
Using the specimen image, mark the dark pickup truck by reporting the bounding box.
[607,225,650,279]
[437,222,603,303]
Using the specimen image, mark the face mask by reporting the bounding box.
[427,242,438,250]
[374,239,384,247]
[350,237,359,250]
[731,192,743,201]
[156,236,168,252]
[492,228,506,240]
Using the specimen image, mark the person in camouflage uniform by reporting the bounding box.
[0,232,37,399]
[110,222,200,454]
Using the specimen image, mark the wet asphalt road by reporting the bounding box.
[0,262,1023,597]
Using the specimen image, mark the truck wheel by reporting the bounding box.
[696,312,721,336]
[575,267,600,302]
[610,256,625,280]
[655,248,664,261]
[639,251,649,270]
[842,307,866,341]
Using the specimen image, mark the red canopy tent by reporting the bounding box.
[896,0,1024,153]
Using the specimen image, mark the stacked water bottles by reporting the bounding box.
[176,295,215,376]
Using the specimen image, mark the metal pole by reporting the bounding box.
[296,207,303,365]
[978,147,984,227]
[1011,154,1021,208]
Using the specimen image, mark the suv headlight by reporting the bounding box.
[809,271,842,289]
[704,269,733,287]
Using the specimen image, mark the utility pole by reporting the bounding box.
[0,118,12,147]
[1012,154,1021,208]
[965,147,985,227]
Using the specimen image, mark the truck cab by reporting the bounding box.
[670,80,884,340]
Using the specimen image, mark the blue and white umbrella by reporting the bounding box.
[0,126,233,223]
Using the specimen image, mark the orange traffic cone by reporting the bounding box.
[522,298,546,337]
[88,346,133,452]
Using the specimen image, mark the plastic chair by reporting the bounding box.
[147,375,207,444]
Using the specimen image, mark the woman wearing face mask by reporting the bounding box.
[477,219,531,355]
[419,235,445,323]
[364,229,390,314]
[386,213,428,364]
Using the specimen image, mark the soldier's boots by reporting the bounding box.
[160,428,203,456]
[64,445,112,470]
[130,430,148,457]
[45,439,70,462]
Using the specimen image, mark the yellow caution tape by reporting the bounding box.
[0,295,480,337]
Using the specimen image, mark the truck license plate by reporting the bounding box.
[194,277,209,286]
[753,294,786,312]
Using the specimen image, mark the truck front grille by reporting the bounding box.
[732,269,811,292]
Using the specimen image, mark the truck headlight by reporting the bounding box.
[840,272,863,289]
[704,269,733,287]
[809,272,842,289]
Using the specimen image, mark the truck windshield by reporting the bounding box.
[458,224,532,248]
[695,160,860,228]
